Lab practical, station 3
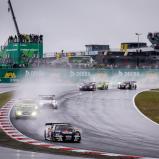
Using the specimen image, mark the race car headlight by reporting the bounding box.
[52,100,57,105]
[39,101,44,105]
[35,106,38,110]
[31,111,37,116]
[16,111,22,116]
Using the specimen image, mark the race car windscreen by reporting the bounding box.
[55,125,73,131]
[40,96,54,100]
[21,100,35,104]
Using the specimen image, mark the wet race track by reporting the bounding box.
[10,88,159,158]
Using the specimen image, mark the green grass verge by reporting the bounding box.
[0,91,14,108]
[150,89,159,91]
[135,91,159,124]
[0,92,129,159]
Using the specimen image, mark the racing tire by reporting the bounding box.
[128,85,132,90]
[76,137,81,143]
[74,132,81,143]
[44,130,47,140]
[53,106,58,109]
[105,86,108,90]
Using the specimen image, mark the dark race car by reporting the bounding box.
[79,82,96,91]
[44,123,81,143]
[118,81,137,90]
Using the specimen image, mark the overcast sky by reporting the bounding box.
[0,0,159,52]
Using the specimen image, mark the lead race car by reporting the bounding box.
[79,82,96,91]
[38,95,58,109]
[14,99,38,119]
[118,81,137,90]
[44,123,81,143]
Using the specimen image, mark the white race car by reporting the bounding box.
[15,99,38,119]
[39,95,58,109]
[118,81,137,90]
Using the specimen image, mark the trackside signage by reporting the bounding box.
[0,68,158,83]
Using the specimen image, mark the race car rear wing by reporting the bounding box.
[131,81,137,83]
[45,123,71,126]
[39,95,55,98]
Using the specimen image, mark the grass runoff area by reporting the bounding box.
[0,92,130,159]
[0,92,13,108]
[135,90,159,124]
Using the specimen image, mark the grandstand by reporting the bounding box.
[0,0,43,68]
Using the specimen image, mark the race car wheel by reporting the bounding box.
[53,106,58,109]
[105,86,108,90]
[74,132,81,143]
[76,137,81,143]
[128,85,132,90]
[44,130,47,140]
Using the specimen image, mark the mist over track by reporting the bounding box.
[10,69,159,158]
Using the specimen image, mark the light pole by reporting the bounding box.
[135,33,142,51]
[135,33,142,67]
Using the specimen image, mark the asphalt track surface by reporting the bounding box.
[0,85,94,159]
[0,83,16,93]
[10,88,159,158]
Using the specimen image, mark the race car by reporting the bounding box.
[38,95,58,109]
[44,123,81,143]
[79,82,96,91]
[14,99,38,119]
[118,81,137,90]
[97,82,108,90]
